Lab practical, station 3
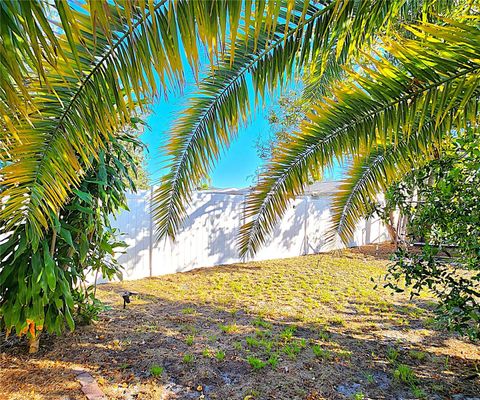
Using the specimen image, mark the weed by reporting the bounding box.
[364,373,375,384]
[252,317,272,329]
[411,386,426,399]
[149,365,164,377]
[185,335,194,346]
[267,353,279,369]
[233,341,243,351]
[255,328,272,338]
[202,347,213,358]
[337,349,352,360]
[182,354,194,364]
[408,350,427,361]
[181,307,195,315]
[219,323,240,334]
[312,345,331,360]
[283,342,302,359]
[246,336,261,348]
[247,356,266,371]
[352,392,365,400]
[215,350,226,361]
[207,334,218,343]
[393,364,417,385]
[280,326,297,341]
[318,329,331,341]
[386,347,400,363]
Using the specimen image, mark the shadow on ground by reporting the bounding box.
[1,250,479,400]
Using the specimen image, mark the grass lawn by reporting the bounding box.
[1,245,478,399]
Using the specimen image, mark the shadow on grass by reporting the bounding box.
[1,287,478,400]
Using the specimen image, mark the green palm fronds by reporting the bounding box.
[238,15,480,257]
[153,0,417,240]
[0,0,293,243]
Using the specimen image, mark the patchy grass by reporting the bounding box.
[0,245,479,399]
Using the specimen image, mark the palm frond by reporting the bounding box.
[238,16,480,257]
[0,0,290,243]
[153,0,415,240]
[330,121,444,243]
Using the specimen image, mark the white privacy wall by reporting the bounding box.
[111,186,389,281]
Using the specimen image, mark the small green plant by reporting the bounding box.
[215,350,226,361]
[233,341,243,351]
[337,349,352,360]
[280,326,297,341]
[411,386,426,399]
[219,323,240,334]
[267,353,279,369]
[207,334,218,343]
[181,307,195,314]
[185,335,194,346]
[247,356,267,370]
[318,329,331,341]
[252,317,272,329]
[386,347,400,363]
[282,342,302,359]
[255,328,272,338]
[312,344,331,360]
[149,365,164,377]
[202,347,213,357]
[393,364,417,385]
[246,336,261,347]
[352,392,365,400]
[408,350,427,361]
[364,373,375,384]
[182,353,194,364]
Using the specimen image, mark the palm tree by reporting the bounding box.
[152,0,479,258]
[237,11,480,257]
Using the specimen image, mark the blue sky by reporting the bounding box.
[140,51,343,189]
[141,88,271,188]
[142,88,344,188]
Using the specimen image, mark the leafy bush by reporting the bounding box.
[0,131,144,352]
[384,130,480,340]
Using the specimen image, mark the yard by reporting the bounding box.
[1,246,478,400]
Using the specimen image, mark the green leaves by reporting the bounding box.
[154,0,417,241]
[2,0,292,243]
[43,242,56,292]
[238,13,480,257]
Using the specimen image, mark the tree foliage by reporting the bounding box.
[238,8,479,257]
[384,130,480,339]
[0,132,143,351]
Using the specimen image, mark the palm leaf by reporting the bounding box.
[1,0,291,243]
[238,16,480,257]
[153,0,417,240]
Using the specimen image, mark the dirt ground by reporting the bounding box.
[1,245,479,400]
